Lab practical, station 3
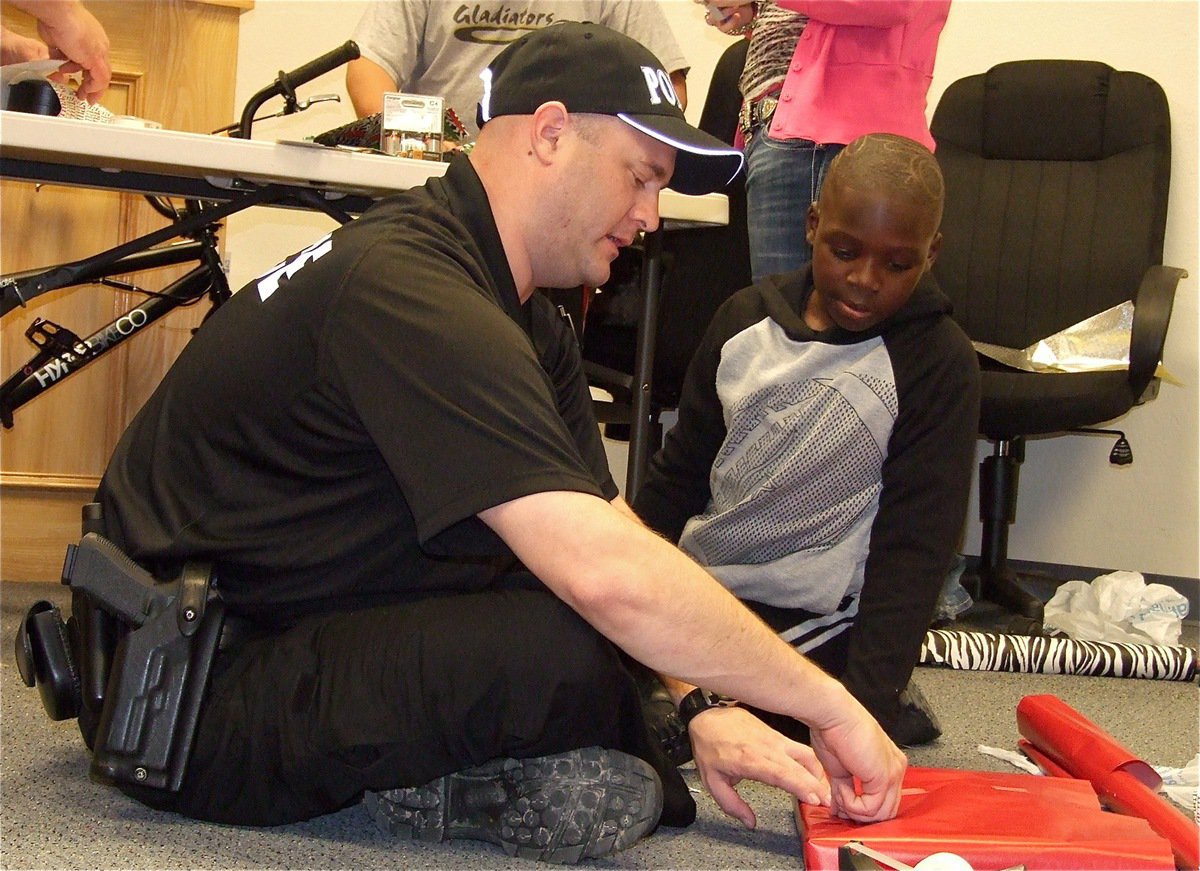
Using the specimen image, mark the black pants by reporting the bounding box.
[122,586,694,827]
[738,599,853,746]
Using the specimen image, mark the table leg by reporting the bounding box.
[626,227,663,502]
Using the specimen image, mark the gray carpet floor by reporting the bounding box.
[2,580,1196,869]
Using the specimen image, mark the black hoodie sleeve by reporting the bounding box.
[839,310,981,732]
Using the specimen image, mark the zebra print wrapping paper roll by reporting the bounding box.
[920,629,1198,681]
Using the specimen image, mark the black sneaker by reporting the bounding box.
[363,746,663,864]
[642,682,692,767]
[889,682,942,747]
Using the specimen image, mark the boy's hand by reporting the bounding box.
[687,706,832,829]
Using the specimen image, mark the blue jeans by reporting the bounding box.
[745,131,844,282]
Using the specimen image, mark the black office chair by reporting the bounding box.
[930,60,1186,633]
[585,38,752,499]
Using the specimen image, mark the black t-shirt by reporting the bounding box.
[97,157,617,621]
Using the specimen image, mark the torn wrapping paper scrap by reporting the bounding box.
[974,300,1179,383]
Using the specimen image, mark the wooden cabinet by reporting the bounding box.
[1,0,250,580]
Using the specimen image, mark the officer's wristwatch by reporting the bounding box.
[678,687,738,726]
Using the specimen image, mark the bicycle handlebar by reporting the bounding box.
[284,40,361,94]
[233,40,361,140]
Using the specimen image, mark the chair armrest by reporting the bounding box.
[1129,265,1187,396]
[584,360,635,425]
[584,359,634,396]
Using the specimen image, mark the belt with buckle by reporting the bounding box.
[739,95,779,138]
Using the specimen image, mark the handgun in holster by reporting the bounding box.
[14,503,224,792]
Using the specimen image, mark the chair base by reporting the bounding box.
[962,565,1046,636]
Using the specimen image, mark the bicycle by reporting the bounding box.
[0,41,362,428]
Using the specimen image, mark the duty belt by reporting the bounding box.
[739,95,779,139]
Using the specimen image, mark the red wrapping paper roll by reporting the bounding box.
[1017,694,1199,870]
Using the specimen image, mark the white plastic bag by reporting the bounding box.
[1155,752,1200,822]
[1043,570,1189,646]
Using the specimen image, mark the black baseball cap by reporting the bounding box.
[476,21,745,196]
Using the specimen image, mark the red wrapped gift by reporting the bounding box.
[797,766,1176,870]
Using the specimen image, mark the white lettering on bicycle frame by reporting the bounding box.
[91,307,147,347]
[29,309,152,388]
[114,309,147,336]
[87,309,149,352]
[33,356,73,388]
[256,233,333,301]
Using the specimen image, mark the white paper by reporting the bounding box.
[1,59,66,86]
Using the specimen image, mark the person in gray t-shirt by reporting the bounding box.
[347,0,690,134]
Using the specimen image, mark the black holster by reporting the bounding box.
[14,505,223,792]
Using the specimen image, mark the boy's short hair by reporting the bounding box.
[823,133,944,233]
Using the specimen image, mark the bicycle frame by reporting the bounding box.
[0,225,226,429]
[0,41,363,427]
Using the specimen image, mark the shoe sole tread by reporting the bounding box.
[364,746,662,864]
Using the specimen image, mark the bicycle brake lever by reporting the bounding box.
[210,93,344,133]
[297,93,341,110]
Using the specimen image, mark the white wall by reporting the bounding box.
[230,0,1199,581]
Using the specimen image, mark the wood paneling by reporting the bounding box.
[1,1,247,581]
[0,473,99,581]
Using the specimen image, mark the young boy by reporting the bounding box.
[634,133,980,750]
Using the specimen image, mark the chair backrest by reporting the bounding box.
[930,60,1171,349]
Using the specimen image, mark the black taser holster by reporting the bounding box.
[14,503,224,792]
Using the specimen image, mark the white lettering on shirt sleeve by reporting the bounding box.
[256,233,334,301]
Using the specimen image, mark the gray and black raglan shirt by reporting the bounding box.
[635,269,979,729]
